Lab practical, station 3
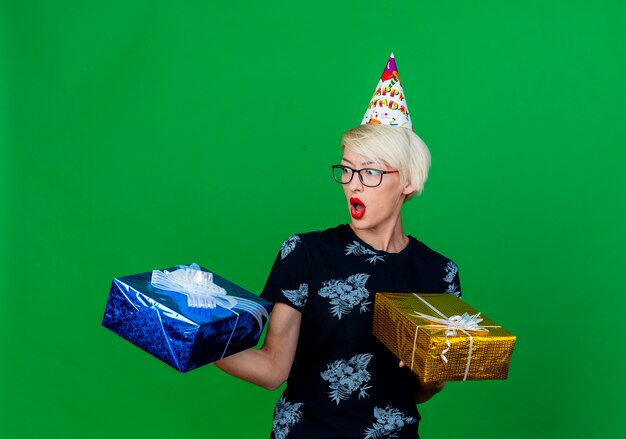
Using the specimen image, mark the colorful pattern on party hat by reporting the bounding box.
[361,54,412,130]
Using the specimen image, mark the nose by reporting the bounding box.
[347,170,364,193]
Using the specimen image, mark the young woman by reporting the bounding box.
[215,123,461,438]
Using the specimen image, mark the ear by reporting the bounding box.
[402,181,416,196]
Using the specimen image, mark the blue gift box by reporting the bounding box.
[102,264,273,373]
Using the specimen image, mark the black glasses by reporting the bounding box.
[331,165,399,188]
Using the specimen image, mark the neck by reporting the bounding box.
[349,216,408,253]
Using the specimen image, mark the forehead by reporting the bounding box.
[341,149,385,167]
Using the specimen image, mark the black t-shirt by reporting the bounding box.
[261,224,461,439]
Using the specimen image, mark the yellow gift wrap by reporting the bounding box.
[372,293,516,383]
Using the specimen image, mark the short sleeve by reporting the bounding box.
[440,260,462,298]
[261,234,311,312]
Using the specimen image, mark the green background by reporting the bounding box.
[1,1,625,437]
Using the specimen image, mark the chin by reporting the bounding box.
[350,218,373,230]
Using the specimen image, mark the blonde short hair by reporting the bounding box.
[341,124,431,200]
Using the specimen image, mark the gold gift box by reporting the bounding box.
[373,293,516,383]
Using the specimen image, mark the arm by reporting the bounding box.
[441,260,462,298]
[214,303,301,391]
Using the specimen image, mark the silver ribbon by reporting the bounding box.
[150,263,269,343]
[151,263,236,310]
[410,294,500,381]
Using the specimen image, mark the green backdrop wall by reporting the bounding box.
[1,1,624,437]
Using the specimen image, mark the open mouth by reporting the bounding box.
[350,197,366,220]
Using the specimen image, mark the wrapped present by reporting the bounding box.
[373,293,516,383]
[102,263,273,372]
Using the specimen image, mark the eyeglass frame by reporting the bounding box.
[331,165,399,188]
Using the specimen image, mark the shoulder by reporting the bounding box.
[280,225,349,251]
[408,236,459,269]
[289,224,349,242]
[408,236,461,296]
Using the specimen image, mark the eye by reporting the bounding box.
[342,166,352,174]
[364,168,383,176]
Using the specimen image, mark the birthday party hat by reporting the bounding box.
[361,53,412,130]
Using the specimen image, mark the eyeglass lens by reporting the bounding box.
[333,166,383,187]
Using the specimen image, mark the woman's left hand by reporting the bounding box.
[399,361,445,404]
[414,381,445,404]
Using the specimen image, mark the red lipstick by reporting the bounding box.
[350,197,366,220]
